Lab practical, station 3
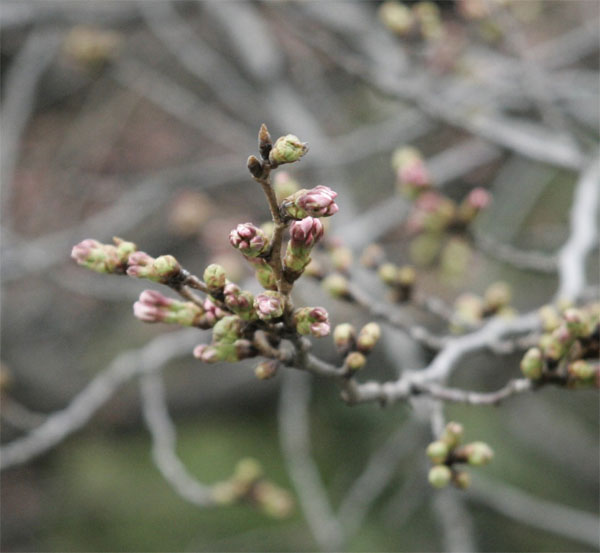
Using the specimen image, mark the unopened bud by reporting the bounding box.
[331,246,353,273]
[282,186,338,219]
[293,307,330,337]
[254,291,285,320]
[563,308,587,337]
[126,252,181,283]
[484,281,512,312]
[539,305,561,332]
[247,155,264,178]
[360,244,386,269]
[322,273,350,299]
[258,123,272,160]
[212,315,244,344]
[452,471,471,490]
[234,457,263,484]
[378,263,398,286]
[356,322,381,353]
[428,465,451,489]
[426,440,449,464]
[379,1,415,35]
[441,421,464,449]
[255,360,279,380]
[269,134,308,165]
[345,351,366,372]
[230,223,270,258]
[567,360,595,381]
[458,187,491,223]
[254,481,294,519]
[520,347,544,380]
[463,441,494,466]
[203,264,226,292]
[333,323,356,353]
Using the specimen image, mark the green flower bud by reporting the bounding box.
[255,360,279,380]
[378,262,398,286]
[331,246,353,273]
[484,281,512,312]
[212,315,244,344]
[441,421,464,449]
[254,481,294,519]
[426,440,449,464]
[113,236,137,262]
[356,322,381,353]
[345,351,366,372]
[567,360,595,382]
[333,323,356,353]
[452,471,471,490]
[203,263,227,291]
[539,305,561,332]
[211,481,238,505]
[464,441,494,466]
[397,265,416,287]
[563,308,588,337]
[379,2,415,35]
[428,465,452,489]
[322,273,350,299]
[234,457,263,485]
[520,347,544,380]
[152,255,181,281]
[269,134,308,165]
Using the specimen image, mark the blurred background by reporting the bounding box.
[1,1,598,552]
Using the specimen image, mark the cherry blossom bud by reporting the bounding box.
[411,191,456,233]
[379,1,415,35]
[282,186,339,219]
[224,283,256,320]
[520,347,544,380]
[254,292,285,320]
[113,237,137,261]
[331,246,353,273]
[254,481,294,519]
[539,305,561,332]
[133,289,204,326]
[269,134,308,165]
[360,244,386,269]
[333,323,356,353]
[484,281,512,312]
[254,260,277,291]
[203,264,227,292]
[563,308,587,337]
[201,297,227,327]
[255,360,279,380]
[126,252,181,283]
[428,465,451,488]
[247,155,263,178]
[441,421,464,449]
[462,442,494,466]
[458,187,492,224]
[274,172,300,203]
[568,360,595,382]
[293,307,330,337]
[71,237,134,274]
[378,263,398,286]
[452,471,471,490]
[193,344,220,363]
[234,457,263,485]
[453,293,484,328]
[356,322,381,353]
[541,335,564,362]
[344,351,366,372]
[213,315,244,344]
[426,440,449,464]
[258,123,272,160]
[392,147,430,197]
[290,217,324,250]
[229,223,270,258]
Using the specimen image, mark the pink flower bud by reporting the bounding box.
[71,238,123,273]
[138,289,174,307]
[254,292,284,320]
[133,301,163,322]
[193,344,219,363]
[294,307,330,337]
[125,251,156,278]
[229,223,270,257]
[296,186,339,218]
[467,187,491,210]
[289,217,324,249]
[71,239,102,264]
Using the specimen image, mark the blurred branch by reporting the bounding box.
[556,156,600,301]
[278,370,344,551]
[432,490,476,553]
[0,329,201,471]
[140,371,214,507]
[1,28,63,226]
[468,475,600,550]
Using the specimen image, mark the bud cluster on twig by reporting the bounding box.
[426,421,493,489]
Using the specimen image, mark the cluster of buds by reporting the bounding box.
[126,252,182,284]
[229,223,270,258]
[254,291,285,321]
[379,1,444,41]
[280,186,339,220]
[223,283,256,321]
[193,315,255,363]
[293,307,331,338]
[378,263,417,302]
[71,237,136,274]
[211,458,294,519]
[452,281,515,330]
[134,290,206,327]
[520,304,599,387]
[333,322,381,373]
[426,421,493,489]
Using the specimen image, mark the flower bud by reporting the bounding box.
[247,155,264,178]
[428,465,451,489]
[71,237,133,274]
[567,360,595,382]
[255,360,279,380]
[322,273,350,299]
[484,281,512,312]
[378,263,398,286]
[229,223,271,258]
[563,308,587,337]
[211,481,238,506]
[281,186,339,219]
[453,293,484,327]
[254,481,294,519]
[133,290,204,326]
[269,134,308,165]
[541,335,564,362]
[258,123,272,160]
[539,305,561,332]
[379,2,415,35]
[452,471,471,490]
[193,344,220,363]
[331,246,353,273]
[273,171,300,203]
[426,440,449,464]
[254,261,277,291]
[458,187,491,224]
[393,147,430,197]
[234,457,263,485]
[463,441,494,466]
[224,283,256,320]
[254,291,285,320]
[441,421,464,449]
[200,297,227,327]
[203,264,227,292]
[126,252,181,283]
[356,322,381,353]
[360,244,386,269]
[520,347,544,380]
[285,217,324,274]
[345,351,366,372]
[293,307,330,337]
[212,315,244,344]
[333,323,356,353]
